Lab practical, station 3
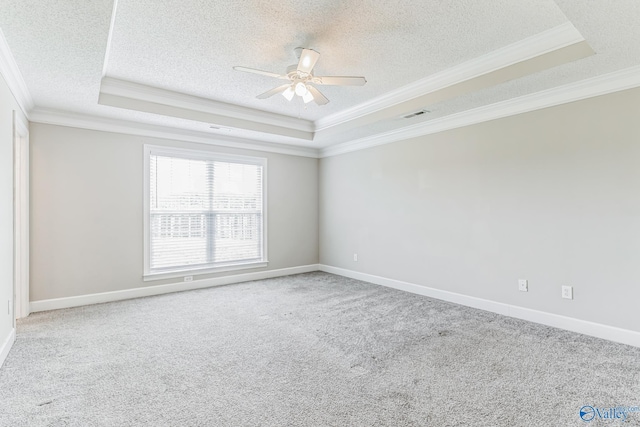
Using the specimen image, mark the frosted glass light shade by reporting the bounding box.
[282,86,295,101]
[294,82,308,96]
[302,90,314,103]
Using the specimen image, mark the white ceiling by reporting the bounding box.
[1,1,639,155]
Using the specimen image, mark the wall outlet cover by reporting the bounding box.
[518,279,528,292]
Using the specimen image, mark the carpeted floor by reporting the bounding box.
[1,272,639,426]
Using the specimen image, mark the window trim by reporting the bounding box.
[143,144,268,280]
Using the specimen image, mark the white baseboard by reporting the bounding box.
[28,263,640,349]
[30,264,320,313]
[0,328,16,369]
[319,264,640,348]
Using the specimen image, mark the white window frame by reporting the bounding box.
[143,144,268,281]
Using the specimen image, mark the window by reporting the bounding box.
[144,145,267,279]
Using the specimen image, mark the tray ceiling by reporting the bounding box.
[1,1,639,155]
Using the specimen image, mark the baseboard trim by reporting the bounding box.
[319,264,640,348]
[0,328,16,369]
[30,264,320,313]
[29,264,640,348]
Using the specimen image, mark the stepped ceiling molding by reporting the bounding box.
[1,1,639,157]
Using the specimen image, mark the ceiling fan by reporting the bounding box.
[233,47,366,106]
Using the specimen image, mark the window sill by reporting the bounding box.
[143,261,269,282]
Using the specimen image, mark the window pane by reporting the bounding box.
[213,212,262,263]
[147,149,265,274]
[151,155,209,211]
[212,161,262,211]
[150,213,207,269]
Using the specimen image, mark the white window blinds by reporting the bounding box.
[145,146,266,276]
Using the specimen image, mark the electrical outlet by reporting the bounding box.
[518,279,528,292]
[562,285,573,300]
[353,253,358,262]
[184,276,193,282]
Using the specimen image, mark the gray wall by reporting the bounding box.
[0,75,26,347]
[25,87,640,334]
[320,87,640,332]
[30,124,318,301]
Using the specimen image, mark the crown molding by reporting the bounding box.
[30,108,319,158]
[100,77,314,134]
[29,62,640,160]
[101,0,119,76]
[0,28,34,117]
[320,65,640,158]
[314,22,585,132]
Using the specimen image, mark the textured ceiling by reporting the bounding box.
[0,1,639,151]
[0,0,112,110]
[425,0,640,120]
[105,0,567,121]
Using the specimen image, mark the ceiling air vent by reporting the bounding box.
[403,110,430,119]
[209,125,232,133]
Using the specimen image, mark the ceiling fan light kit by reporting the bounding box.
[301,89,314,104]
[294,82,308,96]
[234,47,367,106]
[282,86,295,101]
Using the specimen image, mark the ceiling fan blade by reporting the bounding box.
[307,85,329,105]
[297,49,320,74]
[256,84,291,99]
[233,66,287,79]
[315,76,367,86]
